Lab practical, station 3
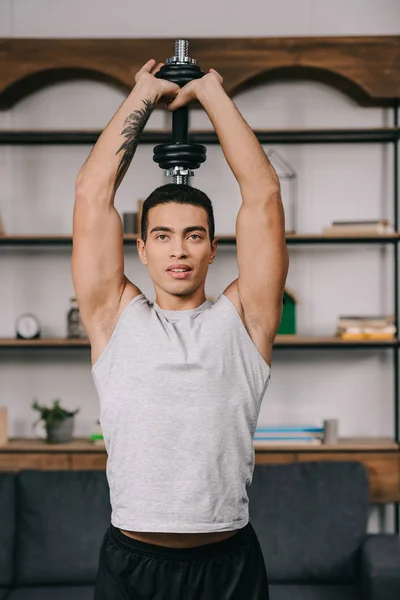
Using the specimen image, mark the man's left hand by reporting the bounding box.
[166,69,224,111]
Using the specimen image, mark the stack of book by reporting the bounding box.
[322,219,393,235]
[336,316,396,340]
[253,426,323,446]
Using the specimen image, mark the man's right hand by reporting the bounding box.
[134,59,180,105]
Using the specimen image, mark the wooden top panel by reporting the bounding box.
[0,437,398,452]
[0,36,399,108]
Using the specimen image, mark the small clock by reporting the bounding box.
[15,313,41,340]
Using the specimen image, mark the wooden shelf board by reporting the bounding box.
[254,437,399,451]
[286,233,400,241]
[0,336,397,348]
[0,438,105,452]
[0,235,73,240]
[0,437,397,453]
[1,127,398,133]
[274,335,398,346]
[0,338,90,346]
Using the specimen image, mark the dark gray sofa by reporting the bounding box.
[0,461,399,599]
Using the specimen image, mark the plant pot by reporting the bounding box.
[45,416,75,444]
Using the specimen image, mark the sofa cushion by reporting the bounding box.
[269,583,359,600]
[248,461,369,583]
[16,470,111,585]
[0,473,16,586]
[5,586,95,600]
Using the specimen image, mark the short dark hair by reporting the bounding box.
[141,183,215,245]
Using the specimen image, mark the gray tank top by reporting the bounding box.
[91,292,271,533]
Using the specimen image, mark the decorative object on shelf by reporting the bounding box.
[0,407,8,446]
[32,398,80,444]
[323,419,339,444]
[336,315,396,340]
[153,39,206,185]
[89,419,105,446]
[122,212,137,234]
[277,288,297,335]
[15,313,41,339]
[67,297,87,338]
[323,219,394,236]
[267,150,297,233]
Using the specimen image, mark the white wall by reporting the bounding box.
[0,0,400,532]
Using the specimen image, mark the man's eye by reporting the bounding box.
[156,234,201,240]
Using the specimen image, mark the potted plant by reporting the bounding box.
[32,399,80,444]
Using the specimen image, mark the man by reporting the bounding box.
[72,59,288,599]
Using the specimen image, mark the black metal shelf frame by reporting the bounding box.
[0,235,399,247]
[390,106,399,534]
[393,106,399,447]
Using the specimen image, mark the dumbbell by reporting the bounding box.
[153,40,207,184]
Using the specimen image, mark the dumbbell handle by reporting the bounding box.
[157,40,202,146]
[173,107,188,144]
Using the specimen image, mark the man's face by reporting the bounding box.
[138,202,217,297]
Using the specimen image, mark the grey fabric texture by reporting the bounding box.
[5,586,95,600]
[16,471,111,585]
[360,534,400,600]
[91,292,271,533]
[248,461,369,583]
[0,474,15,586]
[269,583,358,600]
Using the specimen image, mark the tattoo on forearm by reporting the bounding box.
[114,97,157,190]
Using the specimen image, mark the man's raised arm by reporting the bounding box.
[168,72,289,341]
[72,60,179,339]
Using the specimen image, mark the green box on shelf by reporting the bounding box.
[277,289,297,335]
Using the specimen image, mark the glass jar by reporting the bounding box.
[67,298,86,338]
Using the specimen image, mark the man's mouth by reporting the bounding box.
[167,268,192,279]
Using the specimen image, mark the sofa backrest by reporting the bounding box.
[0,462,371,586]
[248,461,369,583]
[15,470,111,585]
[0,474,15,586]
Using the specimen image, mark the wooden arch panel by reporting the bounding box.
[0,36,399,109]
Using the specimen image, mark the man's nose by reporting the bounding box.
[171,241,188,257]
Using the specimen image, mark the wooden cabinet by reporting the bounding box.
[1,437,398,503]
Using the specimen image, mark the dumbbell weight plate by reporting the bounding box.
[155,63,205,87]
[153,143,207,170]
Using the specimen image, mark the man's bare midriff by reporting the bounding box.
[119,529,239,548]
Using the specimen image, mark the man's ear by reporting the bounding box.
[137,239,147,265]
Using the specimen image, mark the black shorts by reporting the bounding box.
[94,521,269,600]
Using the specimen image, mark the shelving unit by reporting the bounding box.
[1,35,400,530]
